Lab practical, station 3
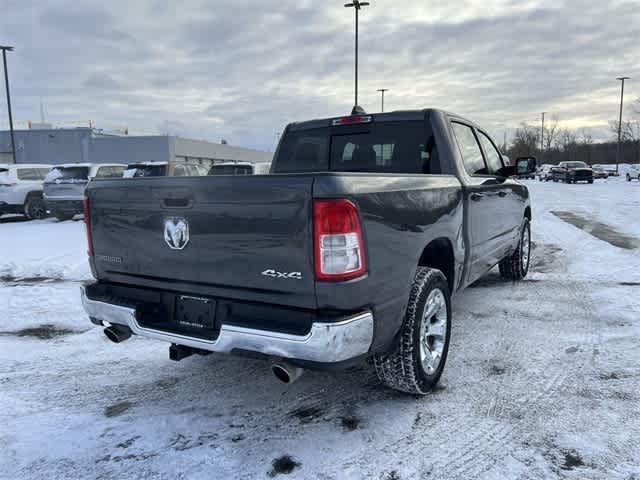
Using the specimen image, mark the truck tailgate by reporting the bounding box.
[87,175,316,309]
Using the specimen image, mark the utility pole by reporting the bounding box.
[540,112,546,161]
[1,45,16,164]
[616,76,630,175]
[377,88,388,112]
[344,1,369,109]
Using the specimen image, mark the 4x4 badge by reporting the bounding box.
[261,269,302,280]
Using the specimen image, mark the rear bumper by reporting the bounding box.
[44,199,83,213]
[80,284,374,363]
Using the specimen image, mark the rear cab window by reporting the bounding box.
[273,119,440,174]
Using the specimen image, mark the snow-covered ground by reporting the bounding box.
[1,178,639,479]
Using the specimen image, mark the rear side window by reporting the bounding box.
[451,123,487,175]
[17,168,49,180]
[477,132,503,175]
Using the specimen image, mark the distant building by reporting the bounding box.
[0,128,272,167]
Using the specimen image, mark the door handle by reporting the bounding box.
[470,193,483,201]
[498,191,507,198]
[161,198,194,209]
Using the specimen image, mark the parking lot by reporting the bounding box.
[1,178,639,479]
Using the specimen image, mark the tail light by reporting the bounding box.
[83,197,94,257]
[313,199,366,281]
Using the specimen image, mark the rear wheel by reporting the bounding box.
[373,267,451,395]
[24,195,47,220]
[628,174,632,182]
[499,218,531,280]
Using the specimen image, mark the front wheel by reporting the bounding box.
[499,218,531,280]
[628,174,632,182]
[373,267,451,395]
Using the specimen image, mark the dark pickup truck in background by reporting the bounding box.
[81,109,535,395]
[551,161,594,184]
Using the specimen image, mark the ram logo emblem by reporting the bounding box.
[164,217,190,250]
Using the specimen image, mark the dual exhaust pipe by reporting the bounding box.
[103,324,132,344]
[102,325,304,384]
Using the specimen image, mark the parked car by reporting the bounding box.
[627,165,640,181]
[208,161,271,175]
[536,164,554,181]
[592,166,609,179]
[0,164,51,219]
[551,161,593,183]
[43,164,126,221]
[80,108,536,395]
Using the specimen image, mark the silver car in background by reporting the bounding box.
[43,164,125,221]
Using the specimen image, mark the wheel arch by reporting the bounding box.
[418,237,455,293]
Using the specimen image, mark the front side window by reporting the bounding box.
[451,122,487,175]
[477,131,504,175]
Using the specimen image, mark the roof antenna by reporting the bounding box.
[351,105,366,115]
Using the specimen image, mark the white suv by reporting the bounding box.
[627,165,640,182]
[0,164,51,219]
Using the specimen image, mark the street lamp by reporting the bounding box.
[0,45,16,164]
[344,1,369,111]
[377,88,388,112]
[540,112,546,161]
[616,76,630,175]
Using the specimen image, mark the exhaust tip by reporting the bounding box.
[272,364,292,383]
[272,362,304,384]
[103,325,132,343]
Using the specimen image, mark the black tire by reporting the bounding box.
[588,179,593,184]
[24,195,47,220]
[499,218,531,280]
[627,175,631,182]
[373,267,452,395]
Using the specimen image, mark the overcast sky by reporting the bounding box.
[1,0,638,151]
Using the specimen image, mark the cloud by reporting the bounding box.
[0,0,638,149]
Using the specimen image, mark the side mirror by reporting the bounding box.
[515,156,537,176]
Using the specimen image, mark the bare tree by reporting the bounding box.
[543,115,560,152]
[509,123,539,158]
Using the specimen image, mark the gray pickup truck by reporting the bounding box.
[80,109,535,395]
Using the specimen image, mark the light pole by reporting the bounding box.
[344,1,369,110]
[616,76,630,175]
[377,88,388,112]
[0,45,16,164]
[540,112,546,161]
